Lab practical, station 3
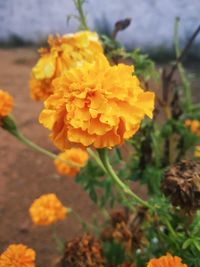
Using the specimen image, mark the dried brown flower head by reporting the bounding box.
[101,208,147,253]
[161,160,200,213]
[61,234,106,267]
[110,210,128,226]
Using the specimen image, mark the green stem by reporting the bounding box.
[15,131,82,167]
[16,131,57,160]
[174,17,192,111]
[87,148,107,173]
[51,224,65,254]
[74,0,88,30]
[87,149,137,210]
[2,115,81,168]
[71,210,97,232]
[165,219,178,239]
[97,149,151,209]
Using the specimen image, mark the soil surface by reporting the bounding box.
[0,48,99,267]
[0,48,199,267]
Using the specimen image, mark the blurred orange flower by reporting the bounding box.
[185,119,200,136]
[39,54,155,149]
[147,253,187,267]
[29,193,67,225]
[0,89,13,117]
[30,31,103,101]
[0,244,35,267]
[194,145,200,157]
[54,148,89,177]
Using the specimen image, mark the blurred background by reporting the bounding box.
[0,0,200,56]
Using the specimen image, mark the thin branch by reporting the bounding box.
[168,22,200,83]
[162,21,200,103]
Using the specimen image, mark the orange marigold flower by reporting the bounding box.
[147,253,187,267]
[30,31,103,101]
[39,54,155,149]
[0,89,13,117]
[29,193,67,225]
[185,119,200,136]
[54,148,89,177]
[0,244,35,267]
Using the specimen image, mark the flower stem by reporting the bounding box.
[2,116,81,168]
[14,131,81,167]
[74,0,88,30]
[71,210,95,232]
[16,131,57,160]
[87,148,107,173]
[165,219,178,239]
[174,17,192,112]
[51,224,65,254]
[97,149,151,209]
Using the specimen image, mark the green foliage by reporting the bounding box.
[101,35,158,82]
[76,160,117,207]
[100,34,126,61]
[103,241,126,266]
[127,120,165,195]
[144,198,200,266]
[127,113,200,196]
[126,49,159,81]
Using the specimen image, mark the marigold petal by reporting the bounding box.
[68,127,96,146]
[39,109,56,129]
[136,91,155,118]
[94,128,121,148]
[33,54,56,80]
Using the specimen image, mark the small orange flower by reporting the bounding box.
[0,89,13,117]
[54,148,89,177]
[29,193,67,225]
[30,31,103,101]
[185,119,200,136]
[0,244,35,267]
[147,253,187,267]
[39,54,155,149]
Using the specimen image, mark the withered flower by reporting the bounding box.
[161,160,200,213]
[61,234,106,267]
[110,210,128,226]
[101,209,147,253]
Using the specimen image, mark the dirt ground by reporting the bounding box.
[0,48,100,267]
[0,48,199,267]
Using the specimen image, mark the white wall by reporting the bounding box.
[0,0,200,52]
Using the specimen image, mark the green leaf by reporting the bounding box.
[182,239,193,250]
